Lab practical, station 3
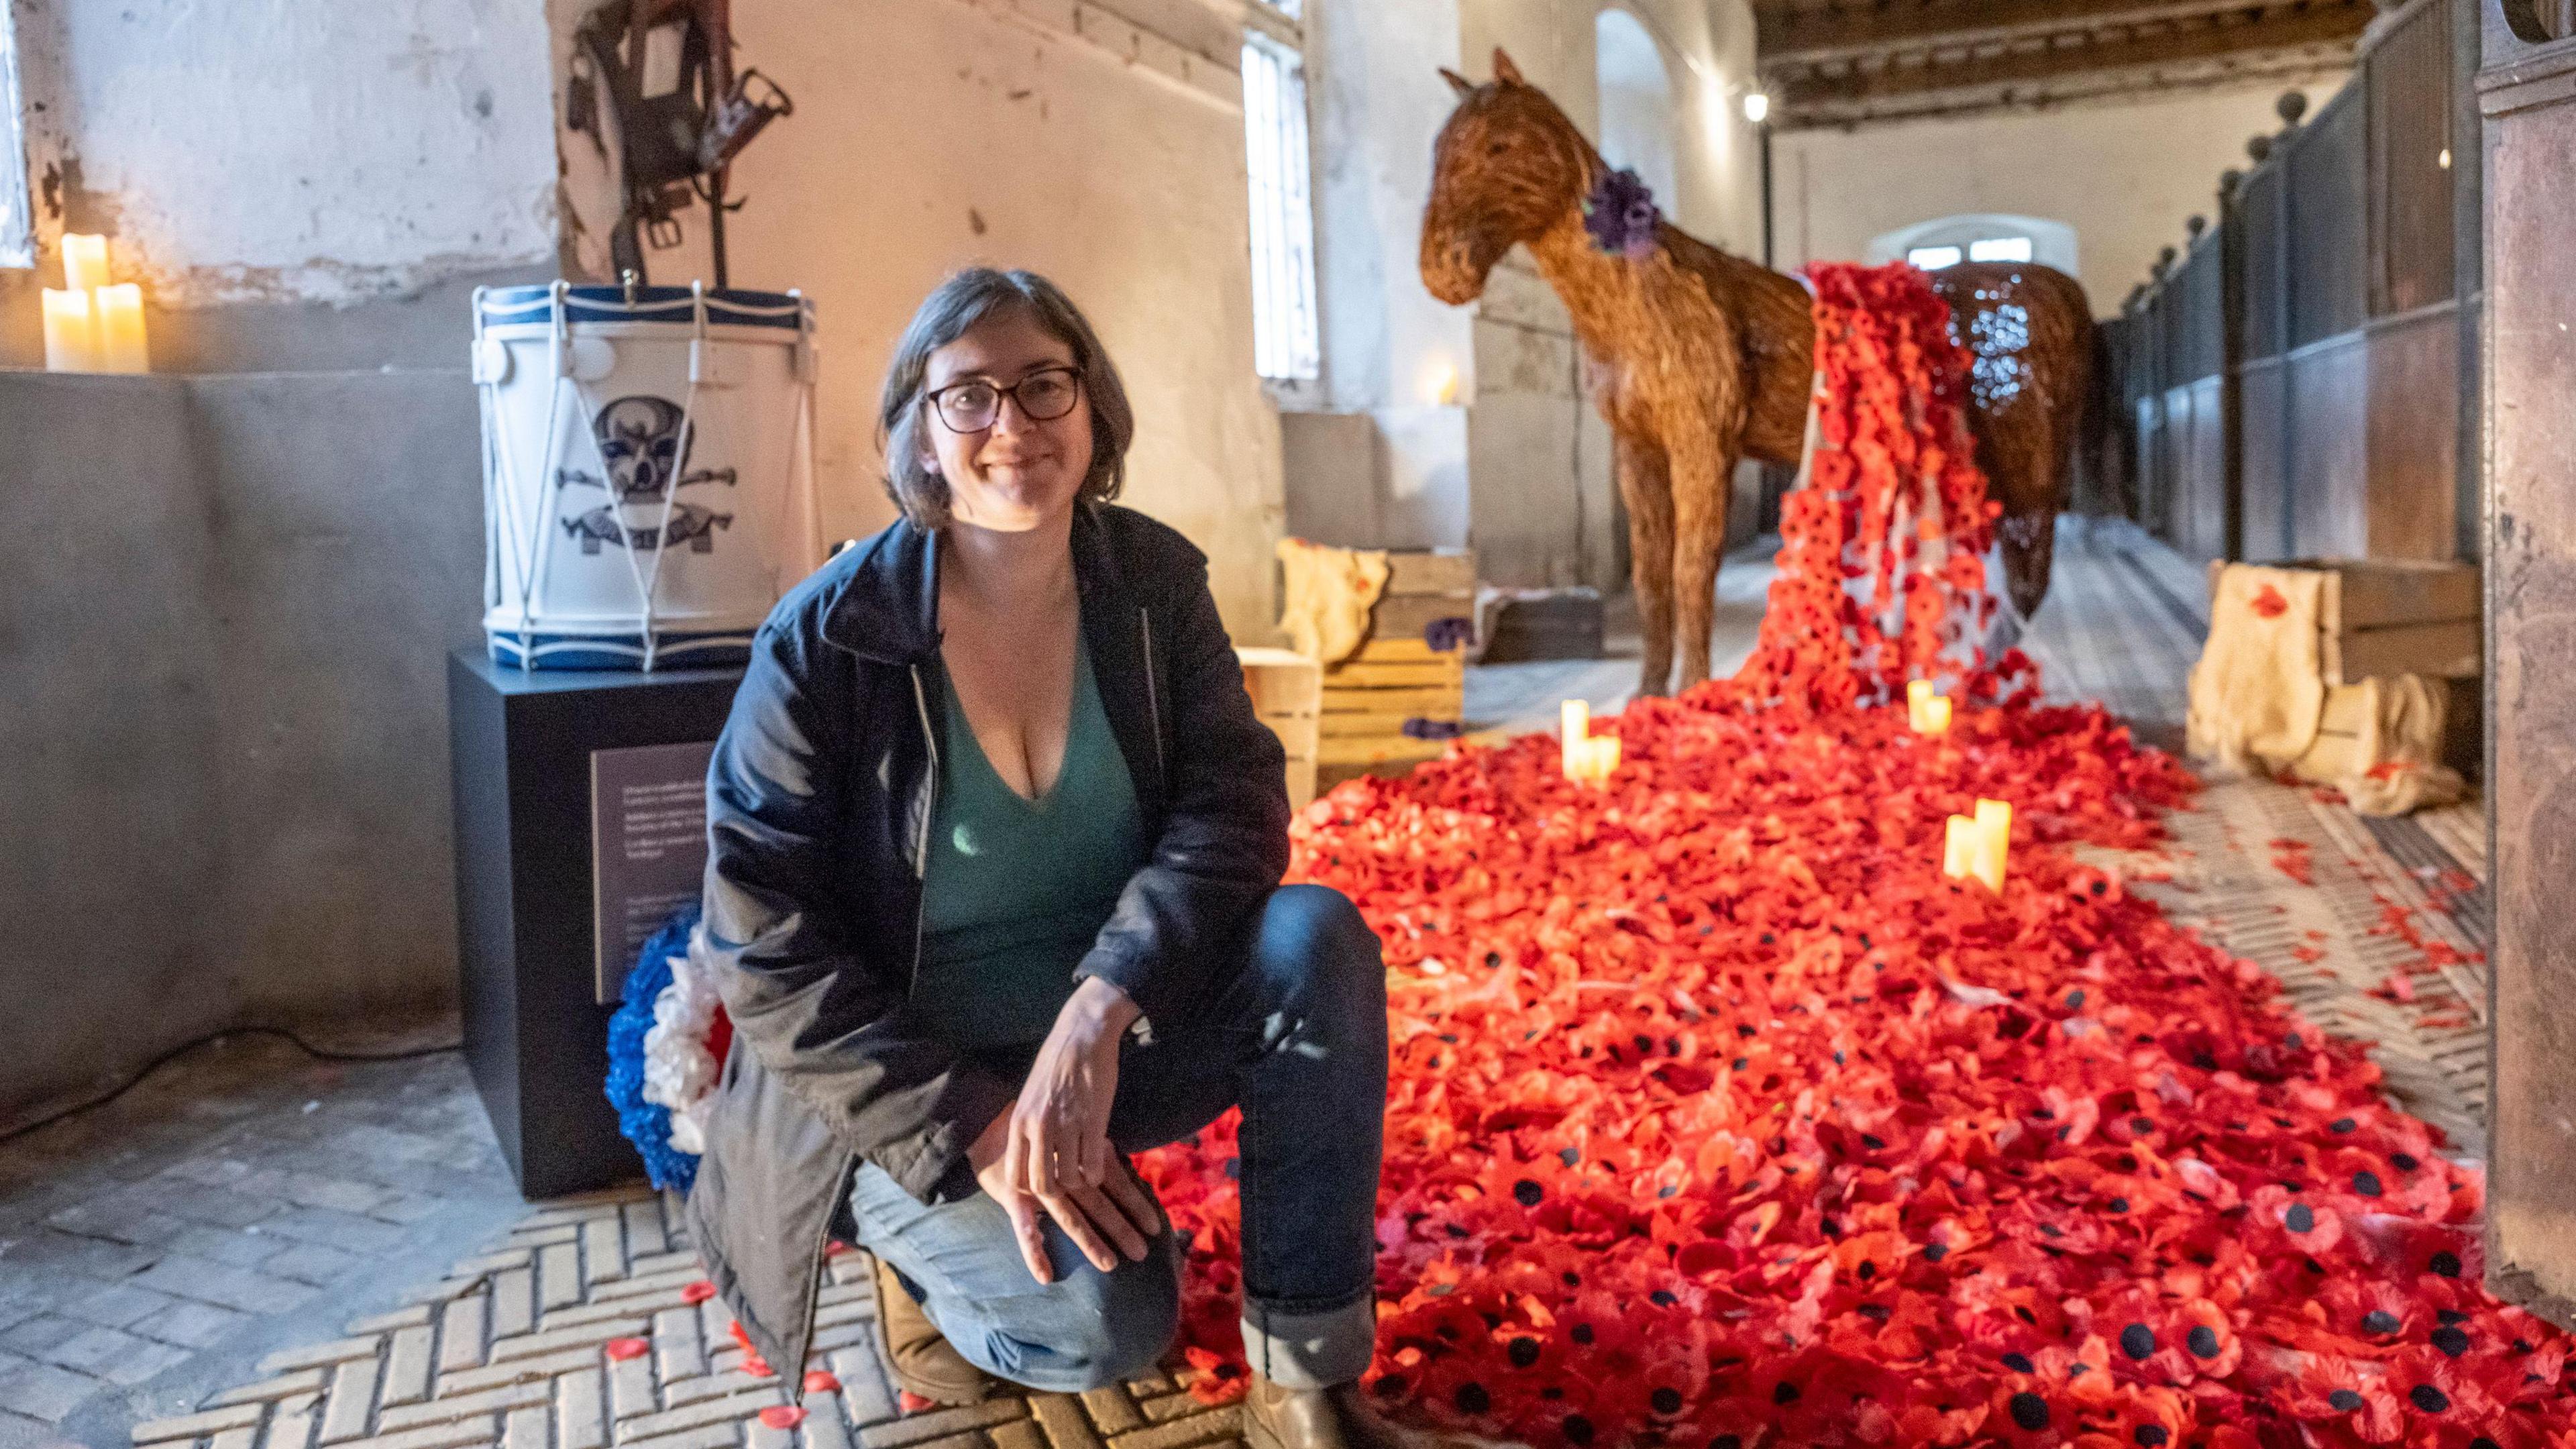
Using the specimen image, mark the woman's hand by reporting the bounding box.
[971,978,1161,1284]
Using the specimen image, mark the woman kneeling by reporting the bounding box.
[688,268,1438,1449]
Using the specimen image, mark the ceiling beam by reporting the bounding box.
[1757,0,2365,71]
[1773,45,2353,127]
[1768,3,2369,119]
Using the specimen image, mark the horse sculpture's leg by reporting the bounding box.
[1615,431,1677,696]
[1668,448,1732,692]
[1991,412,2064,625]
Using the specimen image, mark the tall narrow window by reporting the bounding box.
[1242,30,1320,382]
[0,3,31,269]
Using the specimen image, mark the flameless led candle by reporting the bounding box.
[1562,700,1591,781]
[42,287,97,372]
[1586,735,1621,781]
[93,284,147,373]
[1940,799,2011,891]
[1943,814,1978,880]
[61,233,111,293]
[1972,798,2012,891]
[1919,695,1953,735]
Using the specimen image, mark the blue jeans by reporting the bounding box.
[841,884,1388,1394]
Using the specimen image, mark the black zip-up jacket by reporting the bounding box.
[686,502,1291,1394]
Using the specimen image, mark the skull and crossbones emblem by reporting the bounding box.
[559,395,737,554]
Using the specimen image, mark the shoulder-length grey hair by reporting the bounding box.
[876,268,1134,529]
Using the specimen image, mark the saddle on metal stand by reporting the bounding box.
[564,0,792,287]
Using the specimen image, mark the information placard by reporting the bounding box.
[590,740,715,1004]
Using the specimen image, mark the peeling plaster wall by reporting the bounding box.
[1774,79,2345,316]
[0,1,555,1122]
[545,0,1285,639]
[9,0,556,307]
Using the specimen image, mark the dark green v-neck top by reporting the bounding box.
[912,640,1149,1050]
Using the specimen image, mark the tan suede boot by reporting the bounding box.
[1241,1375,1507,1449]
[871,1256,995,1405]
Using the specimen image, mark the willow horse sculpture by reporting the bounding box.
[1421,52,2095,695]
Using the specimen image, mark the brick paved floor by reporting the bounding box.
[104,1193,1238,1449]
[0,1037,532,1449]
[0,1039,1244,1449]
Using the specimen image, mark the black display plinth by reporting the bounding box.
[447,648,745,1199]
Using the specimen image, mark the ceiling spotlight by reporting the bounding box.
[1742,91,1771,125]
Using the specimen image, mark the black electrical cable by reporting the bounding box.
[0,1026,463,1147]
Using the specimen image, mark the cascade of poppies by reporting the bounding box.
[1727,262,2014,716]
[1124,264,2566,1449]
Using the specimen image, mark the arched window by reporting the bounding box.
[1595,9,1677,213]
[1244,3,1319,382]
[1865,213,2079,276]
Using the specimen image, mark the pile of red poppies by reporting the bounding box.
[1131,264,2562,1447]
[1139,691,2561,1447]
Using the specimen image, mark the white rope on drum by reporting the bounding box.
[510,281,577,667]
[480,282,574,670]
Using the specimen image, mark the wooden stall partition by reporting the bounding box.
[2180,376,2229,563]
[2286,89,2371,353]
[2238,361,2293,561]
[2479,0,2576,1330]
[2364,309,2461,559]
[2115,0,2471,568]
[2237,161,2294,561]
[2367,1,2467,561]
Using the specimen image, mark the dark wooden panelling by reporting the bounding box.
[2184,374,2231,561]
[2288,91,2371,347]
[2365,308,2462,559]
[2287,335,2369,558]
[2482,16,2576,1330]
[2135,394,2171,542]
[2110,0,2466,568]
[2239,360,2292,559]
[2241,165,2291,362]
[2176,242,2227,380]
[2372,1,2461,313]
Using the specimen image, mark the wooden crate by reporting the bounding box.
[1236,646,1319,808]
[2209,558,2480,686]
[1316,549,1475,787]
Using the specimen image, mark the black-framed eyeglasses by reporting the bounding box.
[924,366,1084,433]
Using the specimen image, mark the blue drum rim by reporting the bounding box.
[476,283,811,332]
[486,627,755,671]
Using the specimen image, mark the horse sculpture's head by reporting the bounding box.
[1421,49,1593,305]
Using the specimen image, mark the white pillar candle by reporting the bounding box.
[61,233,111,292]
[1588,735,1621,782]
[1562,700,1590,781]
[42,287,97,372]
[1971,798,2012,892]
[94,284,148,373]
[1943,814,1978,880]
